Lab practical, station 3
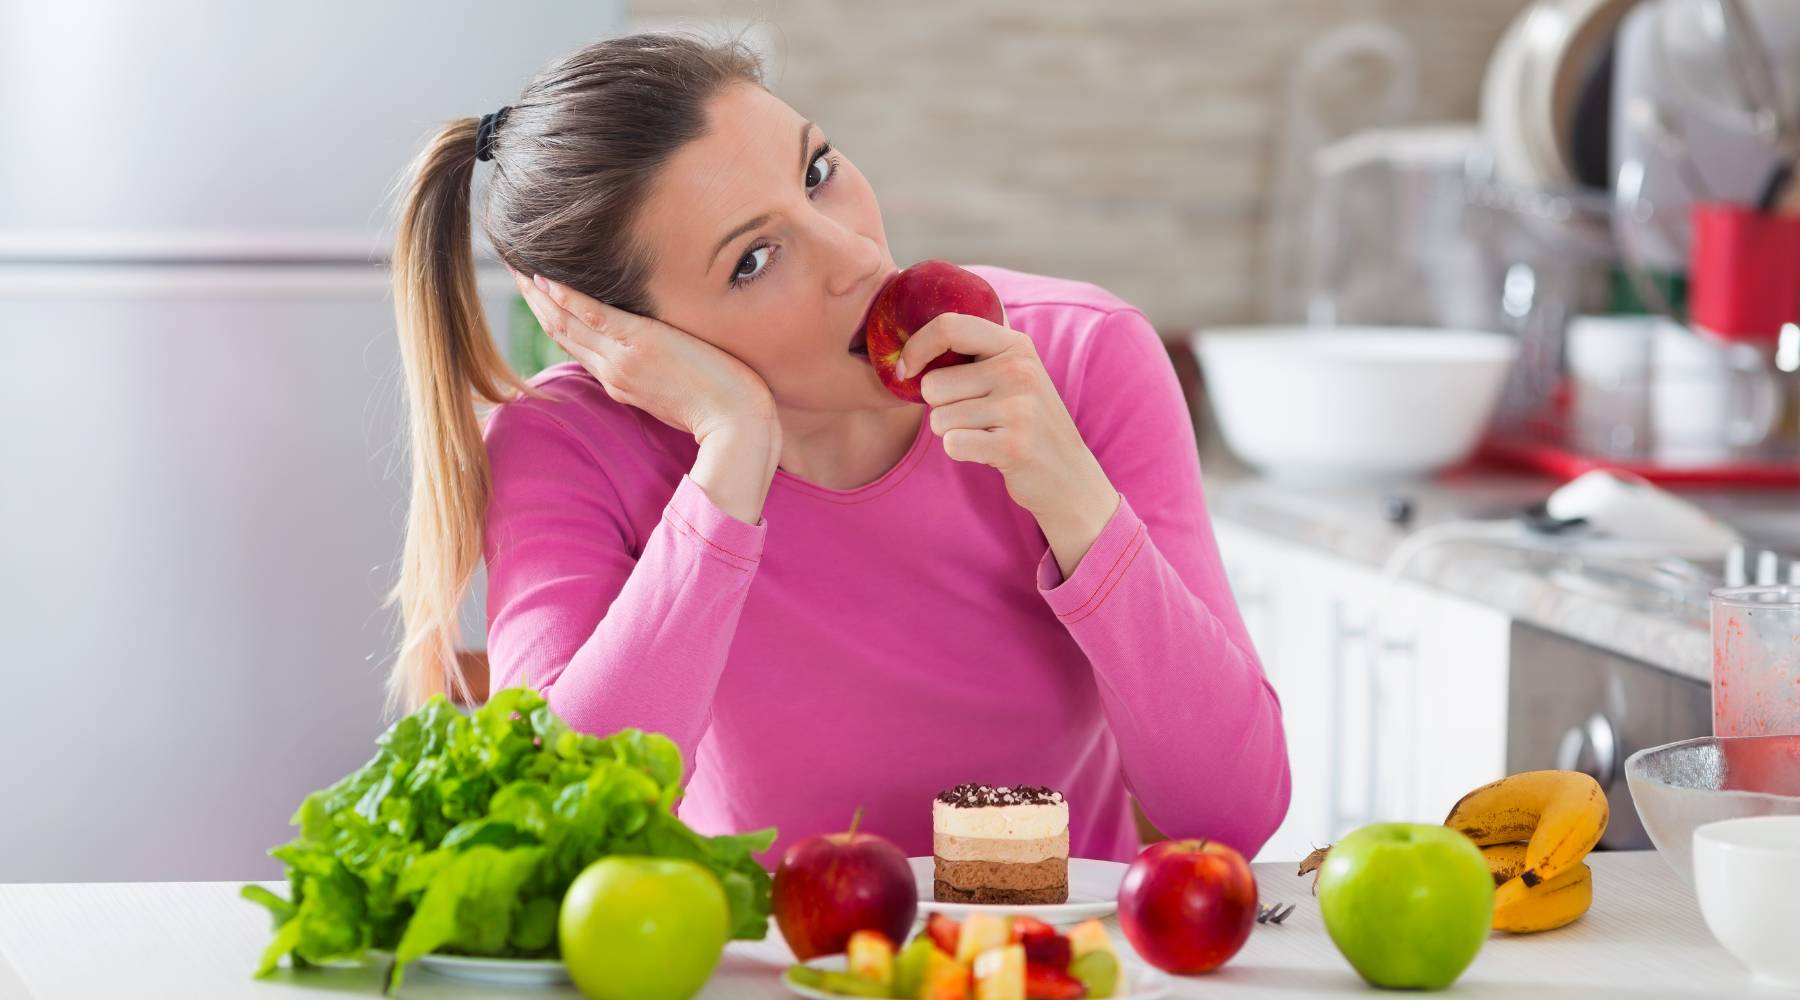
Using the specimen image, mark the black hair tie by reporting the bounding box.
[475,106,512,162]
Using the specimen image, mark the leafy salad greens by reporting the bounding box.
[241,686,776,989]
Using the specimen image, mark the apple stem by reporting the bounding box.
[848,805,864,841]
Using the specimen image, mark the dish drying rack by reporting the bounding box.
[1451,172,1800,487]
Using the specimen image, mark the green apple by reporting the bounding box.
[558,856,730,1000]
[1317,822,1493,990]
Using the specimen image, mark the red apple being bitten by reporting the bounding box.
[1116,837,1258,974]
[770,809,918,960]
[861,259,1005,403]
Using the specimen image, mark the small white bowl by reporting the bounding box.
[1694,816,1800,989]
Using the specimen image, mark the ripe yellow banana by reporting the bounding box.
[1444,770,1608,888]
[1493,861,1592,933]
[1480,842,1529,886]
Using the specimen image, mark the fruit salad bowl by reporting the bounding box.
[1625,735,1800,886]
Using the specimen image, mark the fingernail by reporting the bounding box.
[533,274,548,291]
[896,358,909,379]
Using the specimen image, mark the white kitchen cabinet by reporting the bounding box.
[1214,521,1511,862]
[1215,522,1337,862]
[1336,567,1511,831]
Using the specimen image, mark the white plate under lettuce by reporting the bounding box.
[367,948,569,986]
[908,856,1123,925]
[783,953,1169,1000]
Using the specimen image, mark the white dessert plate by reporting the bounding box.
[908,857,1123,925]
[784,953,1168,1000]
[367,948,570,986]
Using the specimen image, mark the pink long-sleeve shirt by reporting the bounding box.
[481,264,1290,866]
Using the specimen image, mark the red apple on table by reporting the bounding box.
[861,259,1005,403]
[1116,837,1258,974]
[771,808,919,960]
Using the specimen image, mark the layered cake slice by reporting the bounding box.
[933,783,1069,904]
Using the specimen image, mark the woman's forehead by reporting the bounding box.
[643,85,814,281]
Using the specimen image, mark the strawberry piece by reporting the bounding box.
[1025,962,1087,999]
[1010,917,1071,971]
[1010,916,1056,942]
[1020,933,1072,971]
[926,912,961,956]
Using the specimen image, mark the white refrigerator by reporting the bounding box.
[0,1,627,882]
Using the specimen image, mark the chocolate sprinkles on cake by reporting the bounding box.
[935,783,1066,808]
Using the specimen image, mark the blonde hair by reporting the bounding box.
[383,32,764,715]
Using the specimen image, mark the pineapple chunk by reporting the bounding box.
[847,929,895,989]
[972,943,1026,1000]
[1066,918,1116,960]
[954,913,1011,965]
[918,947,973,1000]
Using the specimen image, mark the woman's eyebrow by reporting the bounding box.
[703,120,816,276]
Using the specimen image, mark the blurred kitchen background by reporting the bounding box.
[5,0,1798,882]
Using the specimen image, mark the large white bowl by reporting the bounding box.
[1625,735,1800,886]
[1193,327,1519,484]
[1694,816,1800,989]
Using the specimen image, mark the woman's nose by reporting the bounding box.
[815,217,883,295]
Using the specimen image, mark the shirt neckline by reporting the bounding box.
[771,407,932,503]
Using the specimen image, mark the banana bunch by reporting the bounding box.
[1444,770,1607,933]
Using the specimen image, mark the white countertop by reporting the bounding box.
[0,852,1780,998]
[1202,468,1800,683]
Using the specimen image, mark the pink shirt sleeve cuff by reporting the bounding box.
[663,473,767,572]
[1036,491,1147,622]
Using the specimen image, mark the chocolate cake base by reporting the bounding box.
[933,855,1069,904]
[933,879,1069,905]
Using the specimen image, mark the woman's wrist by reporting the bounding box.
[1035,468,1121,582]
[691,416,780,527]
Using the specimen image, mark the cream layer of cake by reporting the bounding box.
[932,830,1069,863]
[931,798,1069,841]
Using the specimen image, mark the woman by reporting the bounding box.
[388,32,1289,866]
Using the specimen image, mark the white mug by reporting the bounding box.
[1652,325,1783,466]
[1566,316,1783,465]
[1566,315,1657,458]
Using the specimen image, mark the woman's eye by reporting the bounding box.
[734,245,773,285]
[806,148,834,193]
[730,143,835,290]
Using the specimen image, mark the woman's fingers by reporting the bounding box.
[918,348,1043,407]
[533,275,634,346]
[918,356,997,406]
[513,271,564,340]
[897,312,1022,380]
[510,271,605,366]
[926,394,1012,436]
[510,272,624,352]
[940,426,1009,467]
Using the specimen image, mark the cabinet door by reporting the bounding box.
[1214,521,1283,687]
[1218,527,1347,861]
[1406,590,1511,822]
[1217,524,1312,860]
[1340,574,1511,828]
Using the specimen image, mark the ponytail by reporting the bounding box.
[384,117,547,716]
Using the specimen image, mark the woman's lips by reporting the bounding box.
[847,271,898,352]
